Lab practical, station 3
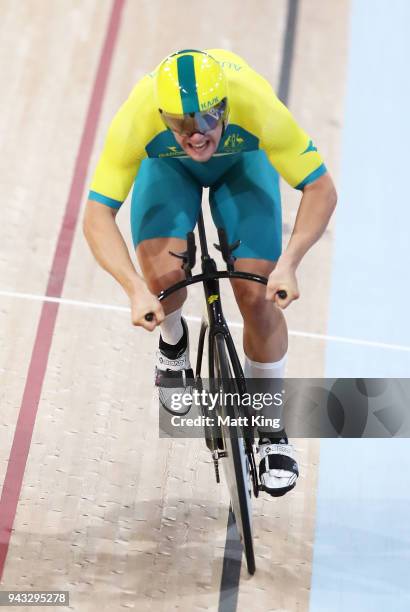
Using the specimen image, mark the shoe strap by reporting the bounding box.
[261,452,299,477]
[259,443,292,460]
[155,367,194,388]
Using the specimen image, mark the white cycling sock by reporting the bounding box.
[244,353,288,438]
[160,307,184,345]
[244,353,287,379]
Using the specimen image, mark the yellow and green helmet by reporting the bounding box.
[155,49,229,134]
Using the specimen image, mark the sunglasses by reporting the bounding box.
[160,99,227,135]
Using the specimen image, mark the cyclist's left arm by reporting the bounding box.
[280,172,337,269]
[261,99,337,307]
[266,173,337,308]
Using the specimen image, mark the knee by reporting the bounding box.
[145,268,187,311]
[137,237,188,299]
[145,268,185,294]
[232,281,266,316]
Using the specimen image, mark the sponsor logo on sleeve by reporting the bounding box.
[301,140,318,155]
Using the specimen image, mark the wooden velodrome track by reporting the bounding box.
[0,1,349,611]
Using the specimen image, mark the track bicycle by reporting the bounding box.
[145,209,286,575]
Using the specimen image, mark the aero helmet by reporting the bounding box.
[155,49,229,135]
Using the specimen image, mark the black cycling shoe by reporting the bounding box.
[155,318,194,415]
[258,435,299,497]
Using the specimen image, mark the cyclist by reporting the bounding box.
[83,49,337,497]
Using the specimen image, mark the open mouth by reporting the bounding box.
[187,140,210,153]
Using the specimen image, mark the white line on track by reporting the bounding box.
[1,289,410,353]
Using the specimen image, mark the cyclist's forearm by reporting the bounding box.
[279,173,337,269]
[83,201,144,297]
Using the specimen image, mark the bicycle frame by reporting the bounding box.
[155,209,268,495]
[156,209,268,388]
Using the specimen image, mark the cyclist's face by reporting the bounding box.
[172,124,223,162]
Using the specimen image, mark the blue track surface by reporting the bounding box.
[310,1,410,610]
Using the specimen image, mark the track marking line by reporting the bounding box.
[0,0,125,581]
[1,289,409,352]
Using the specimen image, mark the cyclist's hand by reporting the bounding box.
[129,285,165,331]
[266,264,300,309]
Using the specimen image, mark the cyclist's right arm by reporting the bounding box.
[83,77,164,330]
[83,201,164,330]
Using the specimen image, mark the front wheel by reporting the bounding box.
[212,333,255,575]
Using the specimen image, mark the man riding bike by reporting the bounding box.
[83,49,337,497]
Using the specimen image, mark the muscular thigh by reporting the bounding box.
[130,157,202,248]
[132,158,202,312]
[209,150,282,262]
[136,237,188,313]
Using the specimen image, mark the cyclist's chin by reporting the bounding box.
[184,141,216,162]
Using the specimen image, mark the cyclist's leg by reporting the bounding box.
[209,150,287,363]
[132,158,202,314]
[229,257,288,363]
[137,237,188,315]
[210,150,298,495]
[131,158,202,408]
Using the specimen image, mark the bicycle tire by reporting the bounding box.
[213,333,256,575]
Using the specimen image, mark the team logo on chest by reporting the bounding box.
[223,133,245,152]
